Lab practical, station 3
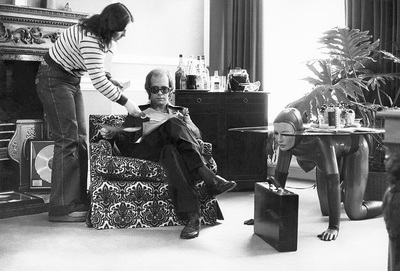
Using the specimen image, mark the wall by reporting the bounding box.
[0,0,108,10]
[71,0,206,116]
[0,0,115,13]
[263,0,345,123]
[0,0,206,116]
[96,0,206,115]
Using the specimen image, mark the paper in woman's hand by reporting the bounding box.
[121,81,131,91]
[100,124,141,133]
[142,108,174,135]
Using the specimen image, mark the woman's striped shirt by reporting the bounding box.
[48,24,125,104]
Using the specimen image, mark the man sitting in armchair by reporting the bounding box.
[100,68,236,239]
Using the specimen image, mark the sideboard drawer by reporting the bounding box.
[225,93,267,105]
[175,91,219,109]
[176,95,218,105]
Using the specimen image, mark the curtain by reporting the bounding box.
[346,0,400,66]
[346,0,400,103]
[209,0,263,84]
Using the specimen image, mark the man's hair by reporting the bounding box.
[144,69,175,98]
[79,2,133,49]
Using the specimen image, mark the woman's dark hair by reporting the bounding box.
[79,2,133,49]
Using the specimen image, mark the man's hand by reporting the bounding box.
[173,111,185,120]
[100,127,116,139]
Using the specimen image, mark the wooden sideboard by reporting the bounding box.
[174,91,269,190]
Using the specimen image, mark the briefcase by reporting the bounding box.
[254,182,299,252]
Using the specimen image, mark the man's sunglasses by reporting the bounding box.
[149,86,172,94]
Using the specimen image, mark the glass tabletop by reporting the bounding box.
[287,126,385,136]
[228,126,273,134]
[228,125,385,136]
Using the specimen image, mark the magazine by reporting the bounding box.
[142,108,175,136]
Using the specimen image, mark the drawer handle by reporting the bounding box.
[243,98,248,103]
[196,98,202,103]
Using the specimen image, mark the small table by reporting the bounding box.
[229,126,273,134]
[229,125,385,175]
[285,126,384,136]
[229,125,385,136]
[229,125,385,246]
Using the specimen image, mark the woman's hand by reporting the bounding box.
[124,99,146,118]
[100,127,116,139]
[109,77,123,89]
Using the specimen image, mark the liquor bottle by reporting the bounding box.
[180,70,187,90]
[211,70,220,91]
[201,55,210,90]
[195,55,204,90]
[175,54,187,90]
[186,55,196,89]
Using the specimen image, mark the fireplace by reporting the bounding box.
[0,4,87,218]
[0,60,43,122]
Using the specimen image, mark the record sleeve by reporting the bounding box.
[30,141,54,189]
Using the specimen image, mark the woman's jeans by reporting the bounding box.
[36,62,88,216]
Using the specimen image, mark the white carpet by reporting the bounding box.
[0,179,388,271]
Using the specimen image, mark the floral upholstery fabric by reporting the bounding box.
[86,115,223,229]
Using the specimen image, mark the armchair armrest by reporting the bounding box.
[91,140,167,182]
[197,139,212,156]
[197,139,217,173]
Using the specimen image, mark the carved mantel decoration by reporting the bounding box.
[0,4,88,61]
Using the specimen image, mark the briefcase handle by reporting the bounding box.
[266,176,281,188]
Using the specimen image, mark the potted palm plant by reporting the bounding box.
[286,27,400,199]
[288,27,400,122]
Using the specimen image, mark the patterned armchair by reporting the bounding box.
[86,114,224,229]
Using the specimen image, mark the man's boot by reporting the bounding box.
[180,212,200,239]
[197,165,237,196]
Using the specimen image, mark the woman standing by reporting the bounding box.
[36,3,144,222]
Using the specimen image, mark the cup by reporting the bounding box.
[344,110,355,126]
[219,76,226,91]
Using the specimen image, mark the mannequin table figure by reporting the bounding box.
[231,108,385,241]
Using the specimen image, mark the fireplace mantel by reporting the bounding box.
[0,4,88,61]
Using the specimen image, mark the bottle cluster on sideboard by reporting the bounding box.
[175,54,210,91]
[174,54,258,92]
